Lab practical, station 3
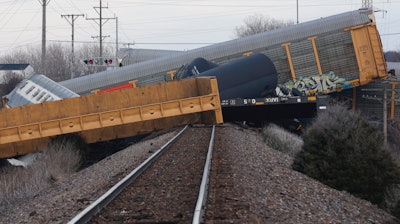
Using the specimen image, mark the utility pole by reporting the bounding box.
[61,14,84,79]
[38,0,50,75]
[86,0,116,62]
[296,0,299,24]
[115,16,118,64]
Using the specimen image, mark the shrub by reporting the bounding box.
[47,134,88,171]
[0,134,87,211]
[42,134,87,181]
[384,184,400,217]
[383,119,400,217]
[292,104,400,207]
[387,119,400,165]
[262,123,303,157]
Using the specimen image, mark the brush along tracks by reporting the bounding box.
[69,124,216,223]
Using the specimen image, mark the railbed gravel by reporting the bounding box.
[0,123,398,223]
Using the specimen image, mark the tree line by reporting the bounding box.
[0,44,115,82]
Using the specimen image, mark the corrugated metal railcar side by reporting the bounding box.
[59,8,386,95]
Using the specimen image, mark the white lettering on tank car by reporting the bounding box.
[244,99,256,105]
[264,97,279,103]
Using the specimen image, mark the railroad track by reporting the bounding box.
[69,124,216,224]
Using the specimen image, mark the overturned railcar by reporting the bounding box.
[4,74,79,108]
[59,8,386,95]
[0,77,223,158]
[182,53,278,100]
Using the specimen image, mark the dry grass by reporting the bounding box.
[261,123,303,157]
[0,135,84,212]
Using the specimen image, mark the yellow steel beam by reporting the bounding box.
[0,77,223,158]
[242,51,253,57]
[0,95,220,144]
[307,36,323,74]
[282,43,296,81]
[167,70,176,80]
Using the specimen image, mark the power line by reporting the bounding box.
[0,1,26,32]
[48,40,216,45]
[66,0,99,32]
[381,32,400,36]
[86,0,116,60]
[8,9,41,52]
[61,14,84,79]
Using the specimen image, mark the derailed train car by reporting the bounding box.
[0,77,223,158]
[3,74,79,108]
[57,8,387,126]
[0,8,389,158]
[181,53,278,100]
[59,8,386,97]
[180,54,331,122]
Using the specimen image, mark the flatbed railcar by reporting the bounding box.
[221,95,329,123]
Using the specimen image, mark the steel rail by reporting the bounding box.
[192,125,215,224]
[68,125,189,224]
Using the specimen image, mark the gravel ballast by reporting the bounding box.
[0,123,398,223]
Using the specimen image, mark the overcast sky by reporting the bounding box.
[0,0,399,56]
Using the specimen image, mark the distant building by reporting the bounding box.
[0,64,35,83]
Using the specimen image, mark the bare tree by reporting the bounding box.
[46,44,71,82]
[0,44,116,82]
[235,14,294,38]
[0,45,69,82]
[0,72,24,107]
[2,72,24,85]
[385,51,400,62]
[0,47,41,67]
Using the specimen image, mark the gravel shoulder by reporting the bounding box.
[0,123,398,223]
[0,127,181,224]
[207,124,398,223]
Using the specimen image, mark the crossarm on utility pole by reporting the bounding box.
[61,14,84,79]
[86,0,116,59]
